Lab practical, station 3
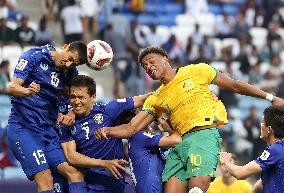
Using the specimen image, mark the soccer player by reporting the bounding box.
[115,110,181,193]
[94,46,284,193]
[219,106,284,193]
[59,75,151,193]
[6,42,89,193]
[207,157,252,193]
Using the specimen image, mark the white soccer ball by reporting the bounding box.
[86,40,113,71]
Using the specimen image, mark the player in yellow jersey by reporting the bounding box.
[94,46,284,193]
[207,157,252,193]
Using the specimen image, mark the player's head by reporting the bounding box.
[116,109,151,133]
[138,46,170,80]
[115,109,137,126]
[69,75,96,117]
[54,41,87,69]
[261,106,284,141]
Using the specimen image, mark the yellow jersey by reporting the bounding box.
[142,63,228,135]
[207,176,252,193]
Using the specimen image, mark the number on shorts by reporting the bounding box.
[190,154,202,166]
[32,150,47,165]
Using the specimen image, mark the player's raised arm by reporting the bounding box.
[7,77,40,97]
[95,111,155,139]
[214,71,284,106]
[219,152,262,180]
[61,140,128,179]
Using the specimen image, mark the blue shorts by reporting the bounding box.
[85,168,125,193]
[7,122,67,180]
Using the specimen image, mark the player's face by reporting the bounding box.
[219,164,232,178]
[70,86,95,117]
[141,53,168,80]
[260,115,270,142]
[56,44,81,68]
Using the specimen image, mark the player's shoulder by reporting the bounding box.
[180,63,212,70]
[22,45,54,60]
[131,131,146,140]
[269,141,284,154]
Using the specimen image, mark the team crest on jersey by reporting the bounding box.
[16,59,28,71]
[260,150,270,160]
[59,105,67,113]
[40,62,48,70]
[183,79,192,88]
[71,126,77,135]
[93,114,104,124]
[143,132,154,138]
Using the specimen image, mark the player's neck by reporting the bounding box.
[161,68,176,85]
[270,137,284,145]
[222,176,235,185]
[50,51,58,66]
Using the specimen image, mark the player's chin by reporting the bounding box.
[149,73,158,80]
[73,109,84,116]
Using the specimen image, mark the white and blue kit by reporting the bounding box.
[128,131,166,193]
[7,45,78,180]
[59,98,134,193]
[256,140,284,193]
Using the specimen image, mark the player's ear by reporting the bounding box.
[91,94,96,103]
[268,126,273,134]
[163,56,170,65]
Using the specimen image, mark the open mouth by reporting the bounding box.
[151,70,157,75]
[74,106,82,111]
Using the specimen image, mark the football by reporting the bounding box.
[86,40,113,71]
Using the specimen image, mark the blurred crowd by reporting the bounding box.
[0,0,284,185]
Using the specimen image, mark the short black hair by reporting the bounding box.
[69,75,96,96]
[263,106,284,139]
[0,60,9,68]
[68,41,88,65]
[138,46,168,65]
[115,109,137,126]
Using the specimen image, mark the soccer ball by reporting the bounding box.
[86,40,113,71]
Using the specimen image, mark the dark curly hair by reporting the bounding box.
[263,106,284,139]
[69,75,96,96]
[138,46,168,65]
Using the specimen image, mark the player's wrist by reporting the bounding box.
[266,93,274,102]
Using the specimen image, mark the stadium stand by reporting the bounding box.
[1,0,284,192]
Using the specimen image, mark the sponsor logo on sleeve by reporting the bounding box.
[117,98,126,103]
[93,114,104,124]
[260,150,270,160]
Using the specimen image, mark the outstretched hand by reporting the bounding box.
[27,81,40,96]
[219,152,233,165]
[157,118,172,132]
[94,127,109,139]
[103,159,128,179]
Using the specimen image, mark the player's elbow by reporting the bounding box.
[6,82,14,95]
[126,123,136,138]
[65,153,79,166]
[230,80,243,93]
[172,135,182,146]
